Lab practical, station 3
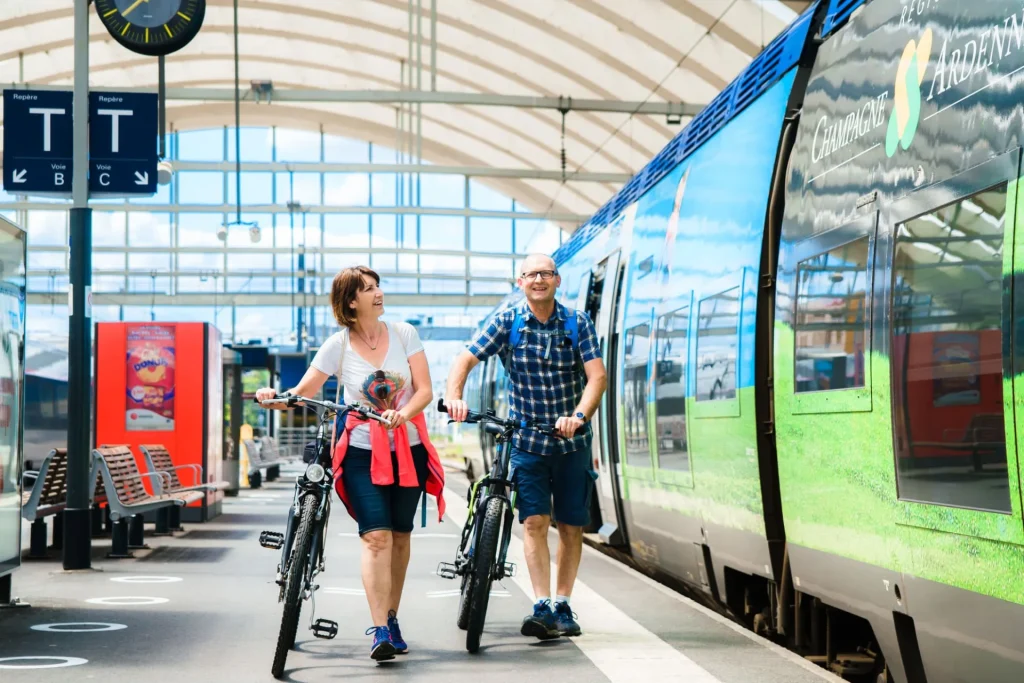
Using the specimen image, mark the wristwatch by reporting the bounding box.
[575,411,588,423]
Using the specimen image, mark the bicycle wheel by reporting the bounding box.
[465,496,503,653]
[271,493,318,679]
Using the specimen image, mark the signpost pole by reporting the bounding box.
[63,0,93,570]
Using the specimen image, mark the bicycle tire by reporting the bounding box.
[457,570,472,630]
[465,496,503,653]
[271,493,318,679]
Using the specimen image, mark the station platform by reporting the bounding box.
[1,464,840,683]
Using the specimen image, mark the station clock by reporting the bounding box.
[94,0,207,57]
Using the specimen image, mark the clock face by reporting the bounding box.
[95,0,206,57]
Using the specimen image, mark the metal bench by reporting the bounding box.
[244,438,289,488]
[91,446,203,558]
[912,412,1006,471]
[20,448,68,559]
[139,443,228,532]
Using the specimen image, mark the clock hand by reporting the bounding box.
[122,0,147,17]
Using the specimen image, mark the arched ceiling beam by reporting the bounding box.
[2,25,664,174]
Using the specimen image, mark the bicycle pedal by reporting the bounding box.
[503,562,517,578]
[259,531,284,550]
[312,619,338,640]
[436,561,458,579]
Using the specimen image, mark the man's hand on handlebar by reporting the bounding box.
[555,415,585,439]
[443,397,469,422]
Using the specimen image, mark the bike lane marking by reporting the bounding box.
[442,488,722,683]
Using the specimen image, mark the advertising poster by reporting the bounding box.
[126,324,176,431]
[932,332,980,407]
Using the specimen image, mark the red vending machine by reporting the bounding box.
[95,322,224,522]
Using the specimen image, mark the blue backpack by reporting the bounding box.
[501,305,580,372]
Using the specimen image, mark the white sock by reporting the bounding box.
[555,595,570,606]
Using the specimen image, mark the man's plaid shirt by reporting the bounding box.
[468,299,600,456]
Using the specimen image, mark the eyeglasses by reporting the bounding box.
[520,270,557,281]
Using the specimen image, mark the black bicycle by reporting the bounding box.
[435,398,560,653]
[255,393,388,679]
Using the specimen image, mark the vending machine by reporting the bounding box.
[95,322,224,522]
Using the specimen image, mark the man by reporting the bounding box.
[444,253,607,639]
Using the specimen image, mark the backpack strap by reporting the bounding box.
[329,327,349,458]
[563,308,579,350]
[501,307,525,371]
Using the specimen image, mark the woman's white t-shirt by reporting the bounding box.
[310,322,425,450]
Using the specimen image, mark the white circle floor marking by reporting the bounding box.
[0,657,89,669]
[31,622,127,633]
[111,576,182,584]
[86,596,169,606]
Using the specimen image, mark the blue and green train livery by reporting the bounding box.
[463,1,1024,682]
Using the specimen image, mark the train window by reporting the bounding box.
[696,288,739,401]
[654,307,689,472]
[794,237,869,393]
[891,183,1012,513]
[624,322,652,467]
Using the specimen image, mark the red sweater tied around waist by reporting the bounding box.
[332,411,446,524]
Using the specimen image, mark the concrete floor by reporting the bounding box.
[0,463,841,683]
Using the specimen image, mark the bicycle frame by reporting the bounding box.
[456,428,518,583]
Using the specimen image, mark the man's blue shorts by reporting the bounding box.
[510,447,598,527]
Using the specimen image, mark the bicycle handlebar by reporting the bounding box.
[436,398,561,437]
[256,394,390,425]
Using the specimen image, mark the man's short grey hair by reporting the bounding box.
[518,253,557,274]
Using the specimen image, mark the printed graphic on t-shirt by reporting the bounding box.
[360,369,410,411]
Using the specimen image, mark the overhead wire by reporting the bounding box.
[539,0,741,223]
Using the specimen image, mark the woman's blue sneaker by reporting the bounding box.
[387,610,408,654]
[553,601,581,637]
[365,625,396,661]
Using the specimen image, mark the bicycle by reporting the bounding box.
[434,398,560,653]
[255,393,389,679]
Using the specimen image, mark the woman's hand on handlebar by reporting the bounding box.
[380,409,409,430]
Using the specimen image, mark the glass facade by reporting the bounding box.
[4,127,569,347]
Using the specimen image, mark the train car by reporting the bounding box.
[469,1,1024,681]
[23,353,69,473]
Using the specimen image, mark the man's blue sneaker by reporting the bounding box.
[387,610,408,654]
[520,600,561,640]
[365,626,396,661]
[553,601,581,637]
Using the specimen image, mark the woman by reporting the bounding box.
[255,265,445,662]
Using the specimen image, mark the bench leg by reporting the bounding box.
[91,505,106,537]
[108,519,134,559]
[169,505,184,532]
[267,465,280,481]
[128,514,149,550]
[153,508,172,536]
[104,505,113,533]
[51,512,64,551]
[27,518,49,559]
[249,470,262,489]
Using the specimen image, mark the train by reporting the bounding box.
[462,1,1024,682]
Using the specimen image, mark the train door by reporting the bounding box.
[591,250,628,546]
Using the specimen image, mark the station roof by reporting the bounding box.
[0,0,812,226]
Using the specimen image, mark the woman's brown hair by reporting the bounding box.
[330,266,380,328]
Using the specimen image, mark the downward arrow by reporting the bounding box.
[12,169,26,183]
[134,171,148,185]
